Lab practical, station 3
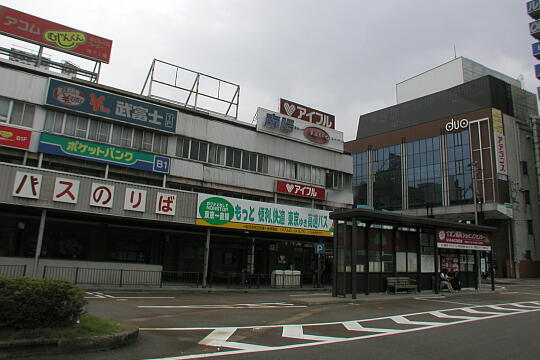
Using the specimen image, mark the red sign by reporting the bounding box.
[0,6,112,63]
[304,126,330,144]
[280,98,335,129]
[0,125,31,150]
[437,230,491,251]
[276,180,325,200]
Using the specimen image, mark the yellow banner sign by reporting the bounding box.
[196,219,333,237]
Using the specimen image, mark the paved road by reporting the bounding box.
[30,282,540,360]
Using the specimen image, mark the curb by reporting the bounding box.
[0,327,139,359]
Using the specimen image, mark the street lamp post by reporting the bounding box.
[470,161,481,290]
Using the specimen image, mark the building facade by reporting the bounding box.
[0,57,352,285]
[346,60,540,278]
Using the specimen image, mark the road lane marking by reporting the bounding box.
[84,291,175,301]
[140,300,540,360]
[138,303,306,309]
[390,315,443,326]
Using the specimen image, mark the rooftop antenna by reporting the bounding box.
[453,44,457,59]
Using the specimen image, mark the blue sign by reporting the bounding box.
[535,64,540,79]
[38,133,171,174]
[45,78,177,133]
[264,113,294,133]
[537,87,540,101]
[315,243,325,255]
[533,42,540,59]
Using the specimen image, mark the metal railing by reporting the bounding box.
[42,266,202,287]
[0,264,27,277]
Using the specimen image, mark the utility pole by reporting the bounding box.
[470,161,481,289]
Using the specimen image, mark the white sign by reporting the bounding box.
[444,118,469,132]
[12,171,42,199]
[494,133,508,176]
[53,177,80,204]
[156,192,176,216]
[124,188,147,212]
[255,107,343,152]
[90,183,115,208]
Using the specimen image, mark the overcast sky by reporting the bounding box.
[2,1,537,141]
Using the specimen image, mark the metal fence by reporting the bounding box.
[42,266,202,287]
[0,264,26,277]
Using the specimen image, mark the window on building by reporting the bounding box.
[176,136,190,158]
[521,161,528,175]
[9,101,35,127]
[257,154,268,174]
[208,143,225,165]
[44,110,65,133]
[524,190,531,205]
[529,220,534,236]
[0,96,9,121]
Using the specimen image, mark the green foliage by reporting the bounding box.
[0,277,87,330]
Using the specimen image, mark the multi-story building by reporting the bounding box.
[346,57,540,278]
[0,8,352,285]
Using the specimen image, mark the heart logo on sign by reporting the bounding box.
[283,103,296,116]
[285,184,294,193]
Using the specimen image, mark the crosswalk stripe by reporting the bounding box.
[282,325,341,342]
[462,308,506,315]
[390,315,443,326]
[342,321,401,333]
[199,328,272,351]
[429,311,476,320]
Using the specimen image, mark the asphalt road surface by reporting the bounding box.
[28,281,540,360]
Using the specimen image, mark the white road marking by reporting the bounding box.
[84,291,175,301]
[199,328,272,351]
[342,321,400,334]
[415,297,475,306]
[138,303,306,309]
[390,315,443,326]
[282,325,341,341]
[140,301,540,360]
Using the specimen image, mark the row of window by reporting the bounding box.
[2,94,351,190]
[176,134,350,189]
[0,96,35,128]
[44,110,169,154]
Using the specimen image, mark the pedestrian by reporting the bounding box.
[440,268,454,292]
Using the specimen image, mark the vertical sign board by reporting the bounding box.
[0,6,112,63]
[45,78,177,133]
[492,109,507,177]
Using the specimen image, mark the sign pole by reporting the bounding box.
[202,228,211,288]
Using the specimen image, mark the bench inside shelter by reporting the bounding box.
[386,276,417,294]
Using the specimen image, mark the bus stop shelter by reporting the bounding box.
[329,208,496,298]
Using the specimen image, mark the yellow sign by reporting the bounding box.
[492,109,504,135]
[196,219,333,237]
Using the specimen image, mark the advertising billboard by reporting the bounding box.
[45,78,177,133]
[279,98,335,129]
[0,124,31,150]
[196,194,333,237]
[0,6,112,63]
[276,180,325,200]
[437,229,491,251]
[492,109,507,176]
[38,133,170,174]
[256,107,343,152]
